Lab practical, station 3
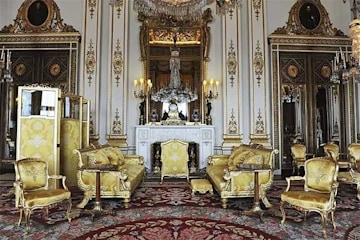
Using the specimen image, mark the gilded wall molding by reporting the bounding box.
[252,0,262,21]
[111,108,123,134]
[88,0,97,19]
[253,40,263,86]
[227,40,237,87]
[85,39,96,86]
[110,0,124,18]
[112,39,123,87]
[106,0,128,148]
[227,108,238,134]
[0,0,78,34]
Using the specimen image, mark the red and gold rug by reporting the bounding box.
[77,217,279,240]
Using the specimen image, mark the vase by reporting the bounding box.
[192,109,200,123]
[151,109,158,123]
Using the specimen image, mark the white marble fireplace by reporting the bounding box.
[135,124,215,172]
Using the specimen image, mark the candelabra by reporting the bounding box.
[134,78,152,99]
[203,79,219,125]
[134,78,152,125]
[0,46,13,83]
[203,79,219,100]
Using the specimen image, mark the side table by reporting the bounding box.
[237,164,272,221]
[78,165,117,220]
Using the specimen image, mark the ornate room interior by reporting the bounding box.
[2,0,360,239]
[0,0,359,176]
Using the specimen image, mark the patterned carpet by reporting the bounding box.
[0,179,360,239]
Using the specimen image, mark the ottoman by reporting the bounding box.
[191,179,213,195]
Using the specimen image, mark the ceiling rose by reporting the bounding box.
[133,0,215,21]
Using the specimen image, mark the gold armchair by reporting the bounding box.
[348,143,360,170]
[337,143,360,200]
[280,157,339,239]
[14,158,72,234]
[323,142,350,169]
[290,143,314,175]
[160,139,189,183]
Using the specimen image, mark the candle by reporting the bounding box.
[6,50,9,70]
[1,46,4,60]
[134,79,138,86]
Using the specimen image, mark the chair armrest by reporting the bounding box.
[49,175,68,190]
[207,154,230,166]
[124,155,144,165]
[285,175,304,192]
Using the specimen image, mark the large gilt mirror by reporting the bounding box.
[138,9,213,123]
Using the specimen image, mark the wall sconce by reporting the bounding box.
[134,78,152,99]
[203,78,219,100]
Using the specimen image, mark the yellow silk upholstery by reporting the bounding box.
[206,143,278,208]
[18,118,58,188]
[335,144,360,201]
[323,143,339,159]
[14,158,72,234]
[348,143,360,170]
[61,120,82,186]
[280,157,339,239]
[323,142,351,169]
[160,139,189,183]
[74,144,145,208]
[290,143,311,175]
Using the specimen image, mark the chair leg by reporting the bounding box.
[279,200,286,225]
[330,211,336,230]
[320,211,327,239]
[67,198,72,222]
[221,198,227,209]
[17,208,23,226]
[24,209,31,234]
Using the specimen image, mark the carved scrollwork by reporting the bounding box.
[0,0,77,34]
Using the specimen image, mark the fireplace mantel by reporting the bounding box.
[135,124,215,172]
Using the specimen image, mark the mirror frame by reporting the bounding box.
[138,9,213,123]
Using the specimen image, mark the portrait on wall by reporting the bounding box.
[27,0,49,26]
[299,2,321,30]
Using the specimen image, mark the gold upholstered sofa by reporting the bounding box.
[206,143,278,208]
[73,144,145,208]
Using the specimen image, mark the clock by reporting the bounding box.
[298,2,320,30]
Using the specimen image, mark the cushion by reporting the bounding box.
[106,147,125,165]
[103,148,121,165]
[243,153,263,165]
[87,150,110,166]
[228,150,250,167]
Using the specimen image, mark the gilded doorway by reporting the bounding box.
[268,0,354,174]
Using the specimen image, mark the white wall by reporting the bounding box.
[0,0,354,150]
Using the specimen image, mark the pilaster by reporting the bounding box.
[248,0,270,146]
[222,2,243,149]
[81,0,102,143]
[106,0,128,148]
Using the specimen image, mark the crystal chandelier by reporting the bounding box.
[133,0,214,21]
[331,0,360,84]
[0,46,13,83]
[151,46,198,103]
[330,18,360,84]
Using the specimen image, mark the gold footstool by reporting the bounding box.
[191,179,213,195]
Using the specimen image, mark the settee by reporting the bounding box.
[73,144,145,208]
[206,143,279,208]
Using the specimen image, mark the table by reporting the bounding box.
[79,165,117,220]
[238,164,272,221]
